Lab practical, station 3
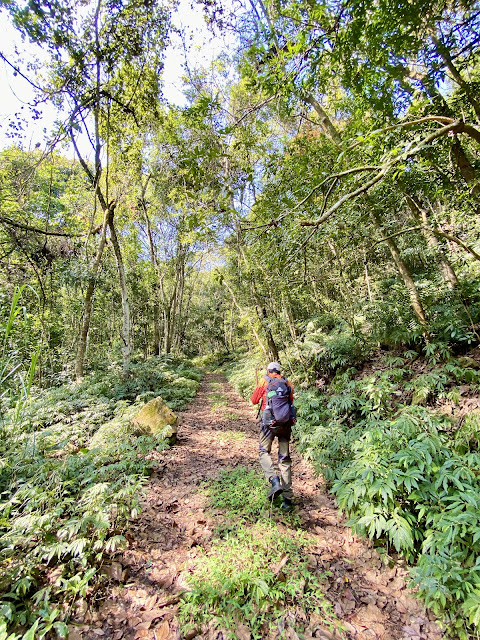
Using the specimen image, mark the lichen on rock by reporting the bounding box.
[131,397,178,444]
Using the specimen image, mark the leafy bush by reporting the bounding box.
[0,355,203,636]
[294,348,480,637]
[293,322,374,382]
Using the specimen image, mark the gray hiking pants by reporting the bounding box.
[259,430,293,499]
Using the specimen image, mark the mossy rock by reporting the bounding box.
[90,405,140,448]
[90,397,178,448]
[457,356,480,370]
[131,396,178,444]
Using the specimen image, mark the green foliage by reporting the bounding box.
[222,351,269,402]
[206,467,270,522]
[0,286,39,416]
[298,322,374,379]
[0,356,202,635]
[179,522,332,639]
[209,391,229,411]
[295,345,480,636]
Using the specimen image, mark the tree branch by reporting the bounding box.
[0,216,81,237]
[344,116,455,153]
[0,52,46,93]
[292,166,380,211]
[300,120,464,228]
[372,224,480,262]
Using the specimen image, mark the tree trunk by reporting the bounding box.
[328,239,356,330]
[371,210,428,327]
[259,304,280,361]
[152,300,160,356]
[432,36,480,122]
[304,94,343,148]
[140,185,162,356]
[405,195,459,289]
[75,208,108,381]
[363,251,373,302]
[223,277,268,355]
[107,208,132,375]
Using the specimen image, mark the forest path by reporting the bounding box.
[78,373,443,640]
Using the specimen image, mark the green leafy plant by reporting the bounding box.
[0,355,202,635]
[179,522,334,639]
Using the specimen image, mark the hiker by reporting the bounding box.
[251,361,296,511]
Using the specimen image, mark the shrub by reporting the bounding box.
[294,348,480,637]
[0,356,202,636]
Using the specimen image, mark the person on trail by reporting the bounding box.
[250,361,295,512]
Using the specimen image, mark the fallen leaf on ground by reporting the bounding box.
[272,553,288,576]
[155,619,171,639]
[236,623,251,640]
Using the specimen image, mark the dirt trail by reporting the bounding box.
[77,374,443,640]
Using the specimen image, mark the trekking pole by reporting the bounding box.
[256,401,262,420]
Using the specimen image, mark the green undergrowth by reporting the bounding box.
[221,352,259,402]
[208,391,229,411]
[294,347,480,638]
[0,356,202,638]
[178,466,338,639]
[224,343,480,636]
[214,429,245,444]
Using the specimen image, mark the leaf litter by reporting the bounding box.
[77,374,443,640]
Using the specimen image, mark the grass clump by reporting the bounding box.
[215,429,245,444]
[208,392,228,411]
[222,411,241,421]
[206,467,269,523]
[179,466,337,639]
[179,523,333,639]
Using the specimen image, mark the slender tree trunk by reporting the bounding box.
[258,304,279,361]
[164,304,173,353]
[234,231,280,361]
[164,247,184,354]
[152,301,160,355]
[107,208,132,375]
[413,73,479,191]
[223,277,268,355]
[75,208,108,381]
[371,210,428,327]
[304,94,343,148]
[229,302,235,350]
[432,36,480,122]
[328,239,356,330]
[363,251,373,302]
[140,185,162,356]
[405,195,459,289]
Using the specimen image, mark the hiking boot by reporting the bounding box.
[267,476,282,501]
[281,497,293,512]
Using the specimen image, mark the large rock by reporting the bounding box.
[90,397,178,448]
[90,405,139,448]
[131,397,178,444]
